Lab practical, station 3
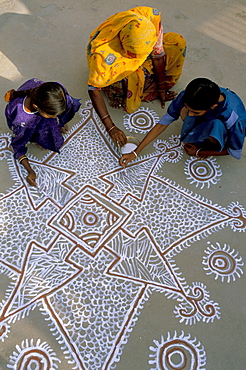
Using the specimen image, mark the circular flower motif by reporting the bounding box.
[127,90,133,98]
[184,157,222,189]
[8,339,61,370]
[123,107,159,133]
[149,331,206,370]
[105,53,116,65]
[82,211,99,226]
[203,241,244,282]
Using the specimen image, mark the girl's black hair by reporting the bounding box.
[10,82,66,116]
[183,78,221,110]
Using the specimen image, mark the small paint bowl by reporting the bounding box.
[121,136,140,154]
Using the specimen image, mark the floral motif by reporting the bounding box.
[105,53,116,65]
[184,157,222,189]
[123,106,159,133]
[203,241,244,282]
[8,339,60,370]
[149,331,206,370]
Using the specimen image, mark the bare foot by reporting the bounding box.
[60,123,68,134]
[109,99,125,110]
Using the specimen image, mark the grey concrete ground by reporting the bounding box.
[0,1,246,369]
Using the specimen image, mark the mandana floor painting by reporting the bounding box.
[0,102,245,370]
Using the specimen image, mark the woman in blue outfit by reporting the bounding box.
[120,77,246,166]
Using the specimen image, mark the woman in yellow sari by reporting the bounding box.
[87,6,186,146]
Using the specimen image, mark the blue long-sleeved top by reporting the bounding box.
[159,87,246,159]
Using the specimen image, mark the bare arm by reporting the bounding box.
[151,56,177,108]
[18,156,37,187]
[119,123,169,166]
[89,89,127,146]
[200,148,229,157]
[183,143,229,158]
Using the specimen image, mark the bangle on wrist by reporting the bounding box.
[157,80,166,85]
[101,114,110,121]
[107,125,116,133]
[195,148,202,158]
[18,156,27,163]
[132,151,138,158]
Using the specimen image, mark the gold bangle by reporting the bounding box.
[132,151,138,158]
[101,114,110,121]
[18,156,27,163]
[157,80,166,85]
[158,89,166,93]
[107,125,115,133]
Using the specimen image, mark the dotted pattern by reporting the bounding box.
[0,102,245,369]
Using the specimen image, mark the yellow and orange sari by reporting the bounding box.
[87,6,186,113]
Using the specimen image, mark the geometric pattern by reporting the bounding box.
[0,102,245,369]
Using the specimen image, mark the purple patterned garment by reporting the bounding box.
[5,78,81,159]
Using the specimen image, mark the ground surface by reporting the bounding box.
[0,1,246,369]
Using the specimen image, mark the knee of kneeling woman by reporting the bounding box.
[207,137,220,151]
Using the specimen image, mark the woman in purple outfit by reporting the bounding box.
[4,78,81,187]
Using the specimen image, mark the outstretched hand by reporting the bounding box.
[109,126,127,147]
[26,170,37,187]
[183,143,200,157]
[158,90,178,109]
[119,152,136,167]
[184,143,209,159]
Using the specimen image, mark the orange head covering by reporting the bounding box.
[87,7,161,88]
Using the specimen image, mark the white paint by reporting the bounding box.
[1,103,245,370]
[121,142,137,154]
